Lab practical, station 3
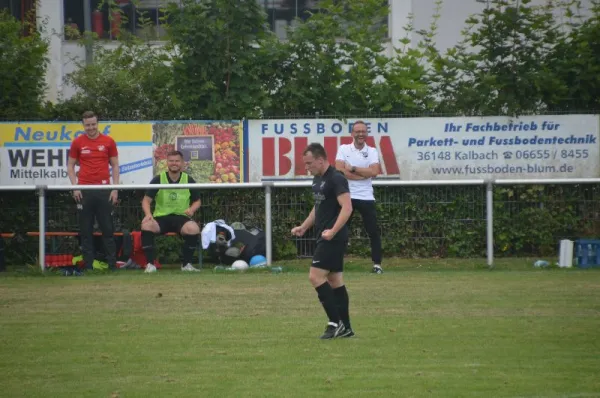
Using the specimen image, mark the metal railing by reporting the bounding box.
[1,178,600,271]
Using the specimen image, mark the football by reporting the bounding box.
[231,259,249,271]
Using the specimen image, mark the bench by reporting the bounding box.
[26,232,178,237]
[27,231,203,268]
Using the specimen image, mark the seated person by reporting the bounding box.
[141,150,201,273]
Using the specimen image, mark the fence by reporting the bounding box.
[1,178,600,271]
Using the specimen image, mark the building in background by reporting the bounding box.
[0,0,35,27]
[1,0,595,103]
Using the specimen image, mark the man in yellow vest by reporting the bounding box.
[141,150,201,273]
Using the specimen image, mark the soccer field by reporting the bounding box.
[1,260,599,398]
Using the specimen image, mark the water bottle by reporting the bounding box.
[271,266,283,274]
[214,265,238,272]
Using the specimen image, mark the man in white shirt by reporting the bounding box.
[335,121,383,274]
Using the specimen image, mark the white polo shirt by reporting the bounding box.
[335,143,379,201]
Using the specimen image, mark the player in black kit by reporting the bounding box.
[291,143,355,339]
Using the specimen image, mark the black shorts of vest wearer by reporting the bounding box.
[311,239,348,273]
[155,215,193,234]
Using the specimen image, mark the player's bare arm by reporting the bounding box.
[301,206,316,230]
[185,199,201,217]
[292,206,315,236]
[108,156,120,204]
[335,160,365,180]
[352,163,381,178]
[109,156,120,185]
[322,193,352,240]
[67,157,78,185]
[142,195,154,222]
[67,157,82,202]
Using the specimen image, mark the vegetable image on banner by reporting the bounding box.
[152,121,242,183]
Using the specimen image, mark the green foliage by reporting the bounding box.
[431,0,567,116]
[0,10,49,120]
[43,0,600,119]
[493,185,584,256]
[57,39,178,120]
[3,184,599,265]
[3,0,600,264]
[265,0,430,116]
[547,0,600,112]
[165,0,278,119]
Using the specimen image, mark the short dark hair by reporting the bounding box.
[352,120,367,130]
[167,150,184,158]
[303,143,327,160]
[82,111,97,121]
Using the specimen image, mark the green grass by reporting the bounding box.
[1,258,600,398]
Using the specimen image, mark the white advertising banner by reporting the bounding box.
[246,115,600,181]
[0,122,154,186]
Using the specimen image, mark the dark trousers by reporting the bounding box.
[351,199,382,265]
[79,190,116,268]
[0,237,5,272]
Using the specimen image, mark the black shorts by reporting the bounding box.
[155,215,193,234]
[311,239,347,273]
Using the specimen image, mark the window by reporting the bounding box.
[62,0,387,42]
[63,0,174,41]
[260,0,320,40]
[1,0,35,33]
[258,0,389,40]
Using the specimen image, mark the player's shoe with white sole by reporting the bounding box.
[181,263,200,272]
[320,322,346,339]
[372,265,383,274]
[144,263,157,273]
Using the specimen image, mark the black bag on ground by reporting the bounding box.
[211,225,266,265]
[231,226,266,263]
[208,225,235,264]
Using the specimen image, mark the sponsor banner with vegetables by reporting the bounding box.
[152,121,242,184]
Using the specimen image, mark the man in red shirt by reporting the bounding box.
[67,111,120,270]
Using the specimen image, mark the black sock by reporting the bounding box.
[315,282,341,325]
[0,238,5,272]
[333,285,351,330]
[141,230,155,264]
[182,234,199,265]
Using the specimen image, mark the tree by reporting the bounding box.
[0,10,49,120]
[547,0,600,112]
[430,0,567,116]
[49,0,179,121]
[265,0,434,117]
[382,2,442,115]
[267,0,398,116]
[58,38,179,120]
[264,0,348,117]
[166,0,279,120]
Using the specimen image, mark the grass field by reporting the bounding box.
[1,258,600,398]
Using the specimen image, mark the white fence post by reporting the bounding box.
[37,186,46,272]
[264,183,273,266]
[486,180,494,269]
